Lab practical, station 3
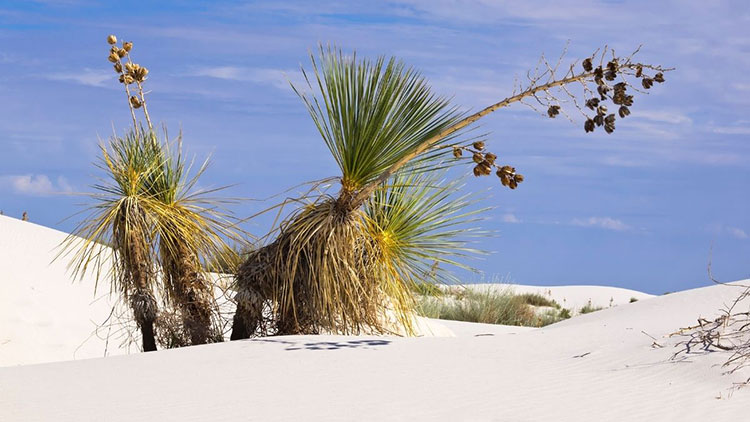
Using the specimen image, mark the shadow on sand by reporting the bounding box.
[247,338,392,351]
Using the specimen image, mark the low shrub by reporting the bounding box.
[416,288,571,327]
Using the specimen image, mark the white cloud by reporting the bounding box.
[0,174,73,196]
[501,213,520,223]
[728,227,748,239]
[707,223,748,240]
[189,66,306,91]
[47,68,112,87]
[570,217,630,231]
[711,126,750,135]
[633,110,693,126]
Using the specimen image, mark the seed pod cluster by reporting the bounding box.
[496,165,523,189]
[106,35,149,85]
[452,143,524,190]
[582,55,666,135]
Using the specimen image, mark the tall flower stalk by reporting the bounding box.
[62,34,241,351]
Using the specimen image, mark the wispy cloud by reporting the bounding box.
[0,174,73,196]
[46,68,112,87]
[728,227,749,239]
[501,213,520,223]
[570,217,630,231]
[189,66,306,91]
[711,125,750,135]
[707,223,748,240]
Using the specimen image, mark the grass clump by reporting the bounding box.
[515,292,560,308]
[416,288,570,327]
[579,300,605,314]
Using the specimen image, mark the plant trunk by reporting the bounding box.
[123,220,159,352]
[164,241,215,345]
[140,321,157,351]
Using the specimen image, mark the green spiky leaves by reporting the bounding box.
[293,46,465,192]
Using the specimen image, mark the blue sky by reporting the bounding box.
[0,0,748,294]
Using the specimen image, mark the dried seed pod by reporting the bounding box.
[508,179,518,189]
[642,78,653,89]
[513,174,524,183]
[618,106,630,118]
[110,45,119,54]
[605,114,616,125]
[547,105,560,118]
[584,119,595,133]
[125,62,136,73]
[479,162,492,176]
[452,147,462,158]
[635,65,643,78]
[605,70,617,81]
[129,95,142,108]
[473,141,485,150]
[623,95,634,107]
[606,59,618,72]
[597,85,609,100]
[585,98,600,110]
[122,41,133,52]
[472,165,483,177]
[654,72,665,83]
[594,114,604,127]
[472,152,484,164]
[500,165,514,175]
[604,122,615,134]
[117,48,127,58]
[497,170,509,186]
[133,67,148,82]
[107,34,117,45]
[119,74,134,84]
[113,62,123,73]
[597,105,608,115]
[484,152,497,165]
[107,52,119,63]
[582,58,593,72]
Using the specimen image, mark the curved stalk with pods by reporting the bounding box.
[231,45,670,339]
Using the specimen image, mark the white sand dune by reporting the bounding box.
[1,280,748,421]
[0,215,134,367]
[0,215,454,367]
[2,215,749,420]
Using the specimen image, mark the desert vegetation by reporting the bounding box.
[62,35,673,349]
[230,45,670,339]
[416,287,571,327]
[670,280,750,389]
[61,35,243,351]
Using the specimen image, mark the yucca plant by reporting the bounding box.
[62,34,242,350]
[152,136,241,345]
[232,45,669,339]
[231,48,480,338]
[63,127,163,351]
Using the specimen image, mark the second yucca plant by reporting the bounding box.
[231,48,484,338]
[231,45,669,338]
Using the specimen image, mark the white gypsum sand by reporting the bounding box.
[1,280,748,421]
[0,215,452,367]
[1,215,748,420]
[0,215,136,366]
